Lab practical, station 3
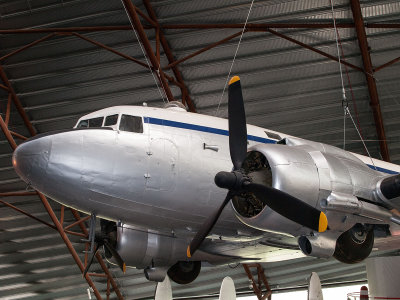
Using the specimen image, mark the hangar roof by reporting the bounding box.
[1,0,400,299]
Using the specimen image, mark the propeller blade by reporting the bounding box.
[83,243,99,278]
[244,182,328,232]
[187,192,233,258]
[228,76,247,170]
[104,240,126,273]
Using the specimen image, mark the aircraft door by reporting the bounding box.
[146,138,178,191]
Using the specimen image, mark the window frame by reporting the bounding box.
[104,114,120,128]
[119,114,144,134]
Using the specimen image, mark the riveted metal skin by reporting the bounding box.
[233,137,392,238]
[12,105,400,267]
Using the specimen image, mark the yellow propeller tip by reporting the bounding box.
[318,212,328,232]
[229,76,240,85]
[187,245,192,258]
[123,263,126,273]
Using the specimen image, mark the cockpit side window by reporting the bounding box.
[77,119,89,128]
[88,117,104,128]
[104,114,118,127]
[119,115,143,133]
[77,117,104,128]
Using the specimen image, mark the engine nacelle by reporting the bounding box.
[111,224,236,283]
[232,138,384,237]
[298,224,374,263]
[333,224,374,264]
[232,144,319,236]
[115,224,189,269]
[376,175,400,211]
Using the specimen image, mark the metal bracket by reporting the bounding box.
[203,143,219,152]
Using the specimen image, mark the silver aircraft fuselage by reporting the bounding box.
[12,105,400,246]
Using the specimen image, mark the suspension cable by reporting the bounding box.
[121,0,167,104]
[215,0,255,116]
[329,0,348,148]
[330,0,376,169]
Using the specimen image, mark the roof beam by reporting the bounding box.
[0,65,36,136]
[142,0,196,112]
[122,0,175,104]
[0,23,399,34]
[265,28,364,73]
[350,0,390,161]
[162,23,400,29]
[374,55,400,72]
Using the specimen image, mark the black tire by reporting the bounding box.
[333,227,374,264]
[167,261,201,284]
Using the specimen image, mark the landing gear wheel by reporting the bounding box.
[333,224,374,264]
[167,261,201,284]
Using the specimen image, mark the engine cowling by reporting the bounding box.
[107,223,233,284]
[231,138,385,242]
[232,144,321,236]
[115,224,187,269]
[103,223,202,284]
[297,224,374,263]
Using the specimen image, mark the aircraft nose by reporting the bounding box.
[12,136,51,187]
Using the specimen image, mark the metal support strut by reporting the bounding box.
[243,263,272,300]
[350,0,390,162]
[0,65,124,299]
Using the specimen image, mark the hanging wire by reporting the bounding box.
[121,1,167,104]
[329,0,377,170]
[329,0,348,149]
[215,0,255,116]
[346,106,377,169]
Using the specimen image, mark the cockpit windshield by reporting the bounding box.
[77,117,104,128]
[76,113,143,133]
[104,114,118,127]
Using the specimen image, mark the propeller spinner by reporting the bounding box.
[187,76,328,258]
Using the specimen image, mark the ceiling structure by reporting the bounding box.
[0,0,400,299]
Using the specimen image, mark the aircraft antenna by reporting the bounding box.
[121,1,167,105]
[215,0,255,117]
[329,0,377,170]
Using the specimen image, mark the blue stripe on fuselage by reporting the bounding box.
[144,117,397,175]
[144,117,275,144]
[367,164,399,175]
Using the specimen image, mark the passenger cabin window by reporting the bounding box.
[104,114,118,126]
[119,115,143,133]
[77,117,104,128]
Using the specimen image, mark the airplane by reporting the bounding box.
[12,76,400,285]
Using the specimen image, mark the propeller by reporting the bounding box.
[83,221,126,277]
[187,76,328,258]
